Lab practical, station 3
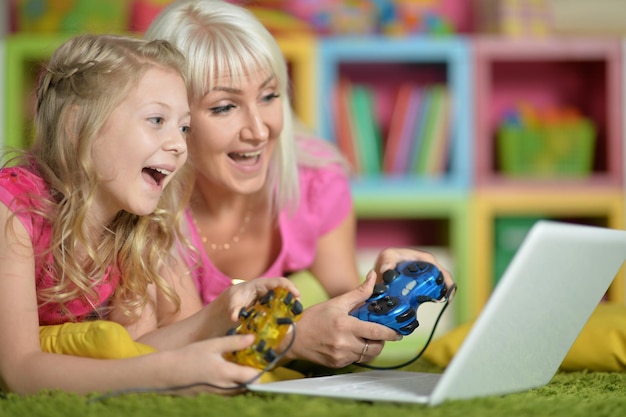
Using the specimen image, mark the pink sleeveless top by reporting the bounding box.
[183,160,353,304]
[0,166,119,324]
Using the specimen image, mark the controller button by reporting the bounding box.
[283,292,294,304]
[277,317,293,325]
[256,340,266,352]
[368,301,381,313]
[372,283,387,297]
[436,272,444,285]
[396,309,416,323]
[259,290,275,305]
[264,348,277,364]
[417,295,433,303]
[382,269,399,284]
[400,320,419,334]
[401,280,417,296]
[291,300,304,316]
[238,307,251,319]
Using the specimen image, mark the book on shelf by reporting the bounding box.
[350,84,382,175]
[410,85,451,176]
[384,82,420,175]
[333,79,360,173]
[408,86,434,175]
[423,86,451,176]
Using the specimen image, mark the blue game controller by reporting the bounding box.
[350,261,447,335]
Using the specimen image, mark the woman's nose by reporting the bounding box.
[240,107,269,141]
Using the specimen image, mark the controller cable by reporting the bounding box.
[355,283,456,371]
[88,322,298,403]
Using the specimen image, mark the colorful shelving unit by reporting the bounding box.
[4,29,626,325]
[469,37,625,318]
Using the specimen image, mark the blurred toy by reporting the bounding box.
[476,0,550,38]
[383,0,454,36]
[130,0,174,33]
[16,0,129,33]
[246,6,315,36]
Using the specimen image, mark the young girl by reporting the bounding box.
[0,33,298,395]
[146,0,456,368]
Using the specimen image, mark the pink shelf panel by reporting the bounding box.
[473,36,623,188]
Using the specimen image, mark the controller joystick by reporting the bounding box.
[350,261,447,335]
[224,287,303,369]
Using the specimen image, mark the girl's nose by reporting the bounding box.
[164,132,187,155]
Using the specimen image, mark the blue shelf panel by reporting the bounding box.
[317,35,473,195]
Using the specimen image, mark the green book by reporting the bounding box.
[412,86,445,175]
[349,85,382,175]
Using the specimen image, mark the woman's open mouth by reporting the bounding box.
[228,150,262,166]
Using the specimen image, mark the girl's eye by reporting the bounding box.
[210,104,236,114]
[149,116,165,125]
[180,125,191,135]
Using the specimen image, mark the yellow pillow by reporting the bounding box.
[423,302,626,372]
[39,320,306,384]
[40,320,156,359]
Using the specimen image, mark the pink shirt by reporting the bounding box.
[0,166,118,325]
[184,162,353,304]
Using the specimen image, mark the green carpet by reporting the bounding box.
[2,360,625,417]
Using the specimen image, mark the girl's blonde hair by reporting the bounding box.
[22,34,192,320]
[146,0,346,215]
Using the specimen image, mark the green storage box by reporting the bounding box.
[494,216,543,284]
[497,118,595,177]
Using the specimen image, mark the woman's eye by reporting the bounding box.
[210,104,236,114]
[263,92,280,103]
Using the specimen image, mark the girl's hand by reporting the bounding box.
[203,277,300,337]
[168,334,262,395]
[221,277,300,322]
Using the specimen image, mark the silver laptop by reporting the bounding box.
[250,220,626,405]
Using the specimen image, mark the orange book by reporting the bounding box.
[333,79,360,173]
[383,83,417,174]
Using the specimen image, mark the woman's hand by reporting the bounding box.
[374,248,457,301]
[284,271,402,368]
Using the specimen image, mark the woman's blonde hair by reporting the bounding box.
[146,0,315,215]
[21,33,192,321]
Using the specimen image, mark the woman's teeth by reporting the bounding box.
[229,150,261,161]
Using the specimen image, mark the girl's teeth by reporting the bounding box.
[154,167,172,175]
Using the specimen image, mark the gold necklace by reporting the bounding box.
[191,206,252,251]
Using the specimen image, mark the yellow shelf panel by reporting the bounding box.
[276,35,317,129]
[470,190,625,318]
